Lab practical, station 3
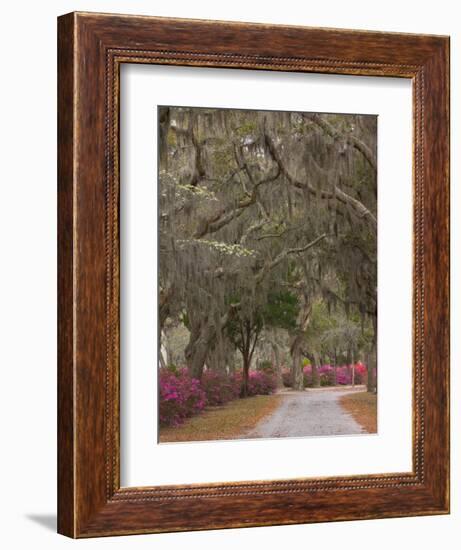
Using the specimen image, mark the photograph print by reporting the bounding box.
[158,106,377,443]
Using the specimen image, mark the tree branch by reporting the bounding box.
[193,146,280,239]
[304,113,377,172]
[255,233,328,284]
[264,132,377,228]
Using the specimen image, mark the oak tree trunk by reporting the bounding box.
[185,321,214,379]
[367,315,378,393]
[312,353,321,388]
[332,350,337,386]
[271,341,283,388]
[290,336,304,391]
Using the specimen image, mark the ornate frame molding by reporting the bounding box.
[58,12,449,537]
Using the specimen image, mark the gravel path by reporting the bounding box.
[245,388,365,439]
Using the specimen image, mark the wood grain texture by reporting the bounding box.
[57,12,450,538]
[57,12,75,537]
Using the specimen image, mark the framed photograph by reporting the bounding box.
[58,12,450,537]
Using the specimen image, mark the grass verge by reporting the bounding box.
[340,391,377,433]
[159,394,282,443]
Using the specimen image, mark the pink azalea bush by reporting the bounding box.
[282,363,368,388]
[159,368,206,427]
[249,370,277,395]
[159,367,277,427]
[233,370,277,396]
[200,370,240,406]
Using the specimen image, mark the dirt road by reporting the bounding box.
[245,388,365,439]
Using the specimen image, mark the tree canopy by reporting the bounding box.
[158,106,377,393]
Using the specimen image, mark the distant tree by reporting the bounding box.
[227,291,298,396]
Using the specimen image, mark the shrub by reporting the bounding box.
[302,365,313,387]
[332,363,368,385]
[319,365,335,386]
[353,362,367,384]
[159,367,278,428]
[334,366,347,385]
[257,360,277,375]
[159,368,206,427]
[201,369,240,406]
[247,370,277,395]
[299,363,369,387]
[282,368,292,387]
[231,369,277,396]
[282,367,316,388]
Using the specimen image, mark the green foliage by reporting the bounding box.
[226,290,299,350]
[263,291,299,331]
[166,364,179,374]
[303,299,373,362]
[226,310,264,355]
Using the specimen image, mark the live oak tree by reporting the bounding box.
[158,106,377,392]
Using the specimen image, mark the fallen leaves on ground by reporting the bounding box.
[340,391,377,433]
[159,394,282,443]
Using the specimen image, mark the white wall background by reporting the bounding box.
[0,1,457,548]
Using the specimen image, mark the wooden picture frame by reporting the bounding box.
[57,12,450,538]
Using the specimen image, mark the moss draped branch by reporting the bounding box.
[303,113,377,172]
[264,132,377,229]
